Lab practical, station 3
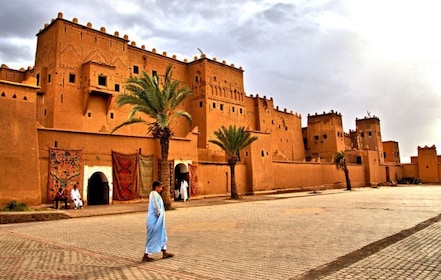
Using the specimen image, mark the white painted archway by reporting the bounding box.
[84,165,113,204]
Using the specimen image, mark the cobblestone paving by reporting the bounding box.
[322,221,441,280]
[2,186,441,279]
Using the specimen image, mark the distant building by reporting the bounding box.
[401,145,441,183]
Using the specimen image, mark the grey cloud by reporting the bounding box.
[0,40,34,68]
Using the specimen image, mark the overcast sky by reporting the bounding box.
[1,0,440,163]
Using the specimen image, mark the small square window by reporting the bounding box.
[115,84,120,92]
[69,73,76,83]
[314,135,319,140]
[98,76,107,86]
[133,65,139,74]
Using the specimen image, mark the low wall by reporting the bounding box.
[196,162,247,196]
[402,163,418,178]
[0,211,70,224]
[271,161,368,192]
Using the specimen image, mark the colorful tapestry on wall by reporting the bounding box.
[112,151,138,201]
[189,163,199,196]
[48,148,82,202]
[138,154,153,198]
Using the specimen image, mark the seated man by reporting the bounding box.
[70,184,83,209]
[54,187,68,209]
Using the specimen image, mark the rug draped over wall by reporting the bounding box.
[48,148,82,202]
[112,151,138,201]
[138,155,153,198]
[189,164,199,196]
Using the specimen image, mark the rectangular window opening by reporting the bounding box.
[98,75,107,86]
[69,73,76,83]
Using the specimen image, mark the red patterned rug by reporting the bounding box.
[48,148,82,202]
[189,163,199,196]
[112,151,138,201]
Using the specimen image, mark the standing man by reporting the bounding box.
[70,184,83,209]
[142,181,174,262]
[180,178,189,202]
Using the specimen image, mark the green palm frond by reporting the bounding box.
[111,64,192,138]
[209,125,258,160]
[334,151,346,171]
[110,118,146,134]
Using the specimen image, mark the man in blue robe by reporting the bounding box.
[142,181,174,261]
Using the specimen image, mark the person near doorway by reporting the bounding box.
[70,184,83,209]
[142,181,174,262]
[180,178,188,202]
[55,187,68,209]
[174,178,180,200]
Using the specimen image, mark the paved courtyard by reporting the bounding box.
[2,185,441,279]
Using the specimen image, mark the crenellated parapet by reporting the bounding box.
[307,109,342,117]
[38,12,243,71]
[418,145,437,150]
[356,115,380,121]
[249,94,301,117]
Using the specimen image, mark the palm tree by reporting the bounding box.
[209,125,258,199]
[334,151,351,191]
[111,65,192,209]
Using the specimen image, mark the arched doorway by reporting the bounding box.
[87,172,109,205]
[174,163,190,201]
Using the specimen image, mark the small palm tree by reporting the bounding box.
[111,65,192,209]
[209,125,258,199]
[334,151,351,191]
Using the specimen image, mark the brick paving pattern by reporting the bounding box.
[1,186,441,279]
[322,221,441,280]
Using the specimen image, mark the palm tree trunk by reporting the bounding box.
[160,137,172,209]
[344,168,351,191]
[229,163,240,199]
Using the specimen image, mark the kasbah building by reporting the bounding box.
[1,12,440,207]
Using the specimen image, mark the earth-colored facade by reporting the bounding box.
[1,13,439,206]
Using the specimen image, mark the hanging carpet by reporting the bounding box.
[138,154,153,198]
[112,151,138,201]
[47,148,82,202]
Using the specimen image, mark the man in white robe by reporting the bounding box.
[142,181,174,261]
[180,179,188,202]
[70,184,83,209]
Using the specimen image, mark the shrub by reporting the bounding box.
[2,200,29,211]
